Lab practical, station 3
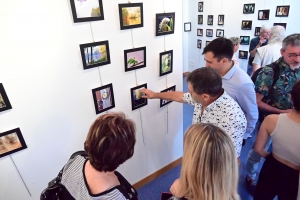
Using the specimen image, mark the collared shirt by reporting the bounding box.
[252,42,282,67]
[255,57,300,109]
[248,37,268,65]
[222,64,258,138]
[183,91,246,157]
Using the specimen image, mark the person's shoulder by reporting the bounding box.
[250,37,259,43]
[231,67,254,85]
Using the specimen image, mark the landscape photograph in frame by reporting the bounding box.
[131,84,147,110]
[70,0,104,23]
[92,83,115,114]
[159,50,173,76]
[0,128,27,158]
[156,12,175,36]
[160,85,176,107]
[124,47,146,72]
[118,3,143,30]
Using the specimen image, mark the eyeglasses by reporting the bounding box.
[287,54,300,58]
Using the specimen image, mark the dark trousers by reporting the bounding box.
[254,154,299,200]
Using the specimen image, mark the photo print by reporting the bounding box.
[216,29,224,37]
[156,12,175,36]
[130,84,147,110]
[276,6,290,17]
[240,36,250,45]
[124,47,146,72]
[197,39,202,49]
[243,3,255,14]
[118,3,143,30]
[160,50,173,76]
[207,15,213,25]
[184,22,191,32]
[70,0,104,23]
[241,20,252,30]
[0,83,12,113]
[254,27,261,36]
[218,15,224,25]
[274,23,287,29]
[258,10,270,20]
[206,29,213,37]
[198,2,203,12]
[206,41,211,46]
[0,128,27,158]
[198,15,203,25]
[197,29,203,36]
[160,85,176,108]
[80,40,111,70]
[239,50,248,59]
[92,83,115,114]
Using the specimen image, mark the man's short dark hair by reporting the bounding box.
[202,37,234,61]
[187,67,222,97]
[291,80,300,112]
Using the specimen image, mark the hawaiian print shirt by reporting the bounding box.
[255,57,300,109]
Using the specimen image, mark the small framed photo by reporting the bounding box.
[80,40,111,70]
[198,2,203,12]
[207,15,213,25]
[241,20,252,30]
[118,3,143,30]
[159,50,173,76]
[206,29,213,37]
[276,6,290,17]
[258,10,270,20]
[198,15,203,24]
[206,41,211,46]
[254,27,261,36]
[240,36,250,45]
[218,15,224,25]
[239,50,248,59]
[156,12,175,36]
[243,3,255,14]
[92,83,115,114]
[0,128,27,158]
[184,22,191,32]
[197,39,202,49]
[160,85,176,107]
[124,47,146,72]
[274,23,287,29]
[70,0,104,23]
[197,28,203,36]
[0,83,12,113]
[131,84,147,110]
[216,29,224,37]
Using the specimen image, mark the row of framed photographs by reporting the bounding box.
[243,3,290,17]
[198,15,224,25]
[197,40,211,49]
[197,29,224,37]
[241,21,287,30]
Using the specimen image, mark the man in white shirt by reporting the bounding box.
[140,67,246,157]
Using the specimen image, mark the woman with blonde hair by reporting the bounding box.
[170,123,240,200]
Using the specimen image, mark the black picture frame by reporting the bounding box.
[156,12,175,36]
[198,15,203,24]
[198,2,203,12]
[0,128,27,158]
[206,41,211,46]
[274,23,287,29]
[159,50,173,76]
[207,15,213,25]
[254,27,261,36]
[216,29,224,37]
[275,5,290,17]
[197,39,202,49]
[130,84,147,110]
[241,20,252,30]
[218,15,224,25]
[258,9,270,20]
[240,36,250,45]
[184,22,191,32]
[243,3,255,14]
[197,29,203,36]
[70,0,104,23]
[0,83,12,113]
[160,85,176,107]
[80,40,111,70]
[124,47,146,72]
[92,83,115,114]
[206,29,213,37]
[118,3,144,30]
[239,50,248,59]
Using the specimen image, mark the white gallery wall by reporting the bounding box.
[184,0,300,72]
[0,0,183,199]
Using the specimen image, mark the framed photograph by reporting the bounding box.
[241,20,252,30]
[92,83,115,114]
[216,29,224,37]
[274,23,287,29]
[239,50,248,59]
[207,15,213,25]
[254,27,261,36]
[156,12,175,36]
[198,2,203,12]
[0,83,12,113]
[218,15,224,25]
[197,39,202,49]
[184,22,191,32]
[240,36,250,45]
[276,6,290,17]
[243,3,255,14]
[206,29,213,37]
[130,84,147,110]
[0,128,27,158]
[197,29,203,36]
[118,3,143,30]
[160,85,176,107]
[80,40,111,70]
[258,10,270,20]
[159,50,173,76]
[206,41,211,46]
[198,15,203,25]
[124,47,146,72]
[70,0,104,23]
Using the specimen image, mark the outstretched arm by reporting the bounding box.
[140,88,185,103]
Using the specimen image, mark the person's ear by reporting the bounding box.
[202,94,210,102]
[280,48,284,56]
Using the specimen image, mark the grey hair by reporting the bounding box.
[282,34,300,51]
[260,25,270,33]
[268,26,285,44]
[228,37,241,46]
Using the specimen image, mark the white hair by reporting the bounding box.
[268,26,285,44]
[260,25,271,33]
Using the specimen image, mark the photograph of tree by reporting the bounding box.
[119,3,143,30]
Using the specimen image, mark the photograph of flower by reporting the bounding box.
[131,84,147,110]
[197,29,203,36]
[258,10,270,20]
[207,15,213,25]
[218,15,224,25]
[240,36,250,45]
[0,83,12,113]
[92,83,115,114]
[118,3,143,30]
[254,27,261,36]
[198,15,203,25]
[0,128,27,158]
[216,29,224,37]
[160,85,176,107]
[243,3,255,14]
[206,29,213,37]
[156,12,175,36]
[241,20,252,30]
[239,50,248,59]
[276,6,290,17]
[124,47,146,72]
[198,2,203,12]
[70,0,104,23]
[197,39,202,49]
[160,50,173,76]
